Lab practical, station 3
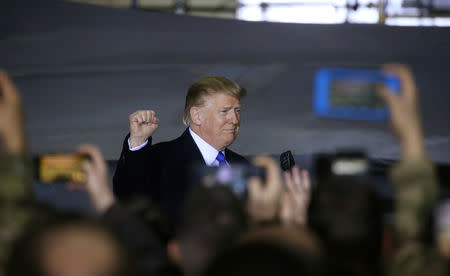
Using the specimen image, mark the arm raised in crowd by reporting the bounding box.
[378,64,425,161]
[0,70,34,273]
[74,144,116,214]
[0,70,26,154]
[378,64,445,275]
[247,156,312,227]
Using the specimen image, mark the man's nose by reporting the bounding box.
[229,111,239,124]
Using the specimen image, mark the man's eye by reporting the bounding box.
[235,109,241,114]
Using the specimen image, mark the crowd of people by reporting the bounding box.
[0,64,448,276]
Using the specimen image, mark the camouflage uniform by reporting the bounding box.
[0,154,34,275]
[388,158,447,276]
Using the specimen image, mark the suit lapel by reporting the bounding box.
[178,128,248,166]
[225,148,250,165]
[225,148,238,164]
[178,128,207,166]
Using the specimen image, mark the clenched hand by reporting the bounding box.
[129,110,159,148]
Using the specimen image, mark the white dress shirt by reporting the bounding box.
[128,128,229,167]
[128,139,148,151]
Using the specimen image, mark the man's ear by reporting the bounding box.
[190,106,202,126]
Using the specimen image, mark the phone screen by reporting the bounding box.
[330,81,384,108]
[39,154,87,183]
[191,165,265,199]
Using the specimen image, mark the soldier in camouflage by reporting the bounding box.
[379,64,446,275]
[0,70,35,276]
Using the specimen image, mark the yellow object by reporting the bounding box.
[40,154,87,183]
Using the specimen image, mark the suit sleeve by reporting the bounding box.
[113,134,160,200]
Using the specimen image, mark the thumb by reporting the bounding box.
[377,83,398,109]
[152,117,160,124]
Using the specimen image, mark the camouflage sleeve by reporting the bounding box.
[391,158,437,241]
[387,158,446,275]
[0,154,34,272]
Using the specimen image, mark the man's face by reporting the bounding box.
[195,92,241,151]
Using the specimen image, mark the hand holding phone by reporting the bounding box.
[247,156,283,223]
[377,64,425,160]
[77,144,115,214]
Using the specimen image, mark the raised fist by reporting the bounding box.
[129,110,159,148]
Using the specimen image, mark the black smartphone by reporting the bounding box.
[313,150,368,181]
[331,151,369,176]
[280,150,295,171]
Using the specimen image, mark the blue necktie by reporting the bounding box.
[216,152,227,167]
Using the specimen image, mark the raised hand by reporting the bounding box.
[75,144,115,214]
[247,156,283,223]
[129,110,159,148]
[0,70,26,153]
[377,64,425,160]
[279,166,311,226]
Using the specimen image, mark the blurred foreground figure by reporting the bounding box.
[0,71,168,276]
[0,70,34,275]
[377,64,446,275]
[308,174,382,276]
[7,216,129,276]
[167,185,247,276]
[203,226,324,276]
[305,64,448,276]
[0,70,131,276]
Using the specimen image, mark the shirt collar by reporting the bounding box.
[189,128,225,166]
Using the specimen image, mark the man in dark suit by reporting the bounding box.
[113,76,248,218]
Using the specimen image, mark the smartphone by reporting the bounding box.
[34,153,87,183]
[313,68,400,121]
[280,150,295,171]
[331,151,369,176]
[190,164,265,199]
[313,150,369,181]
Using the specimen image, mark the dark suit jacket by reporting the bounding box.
[113,128,249,219]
